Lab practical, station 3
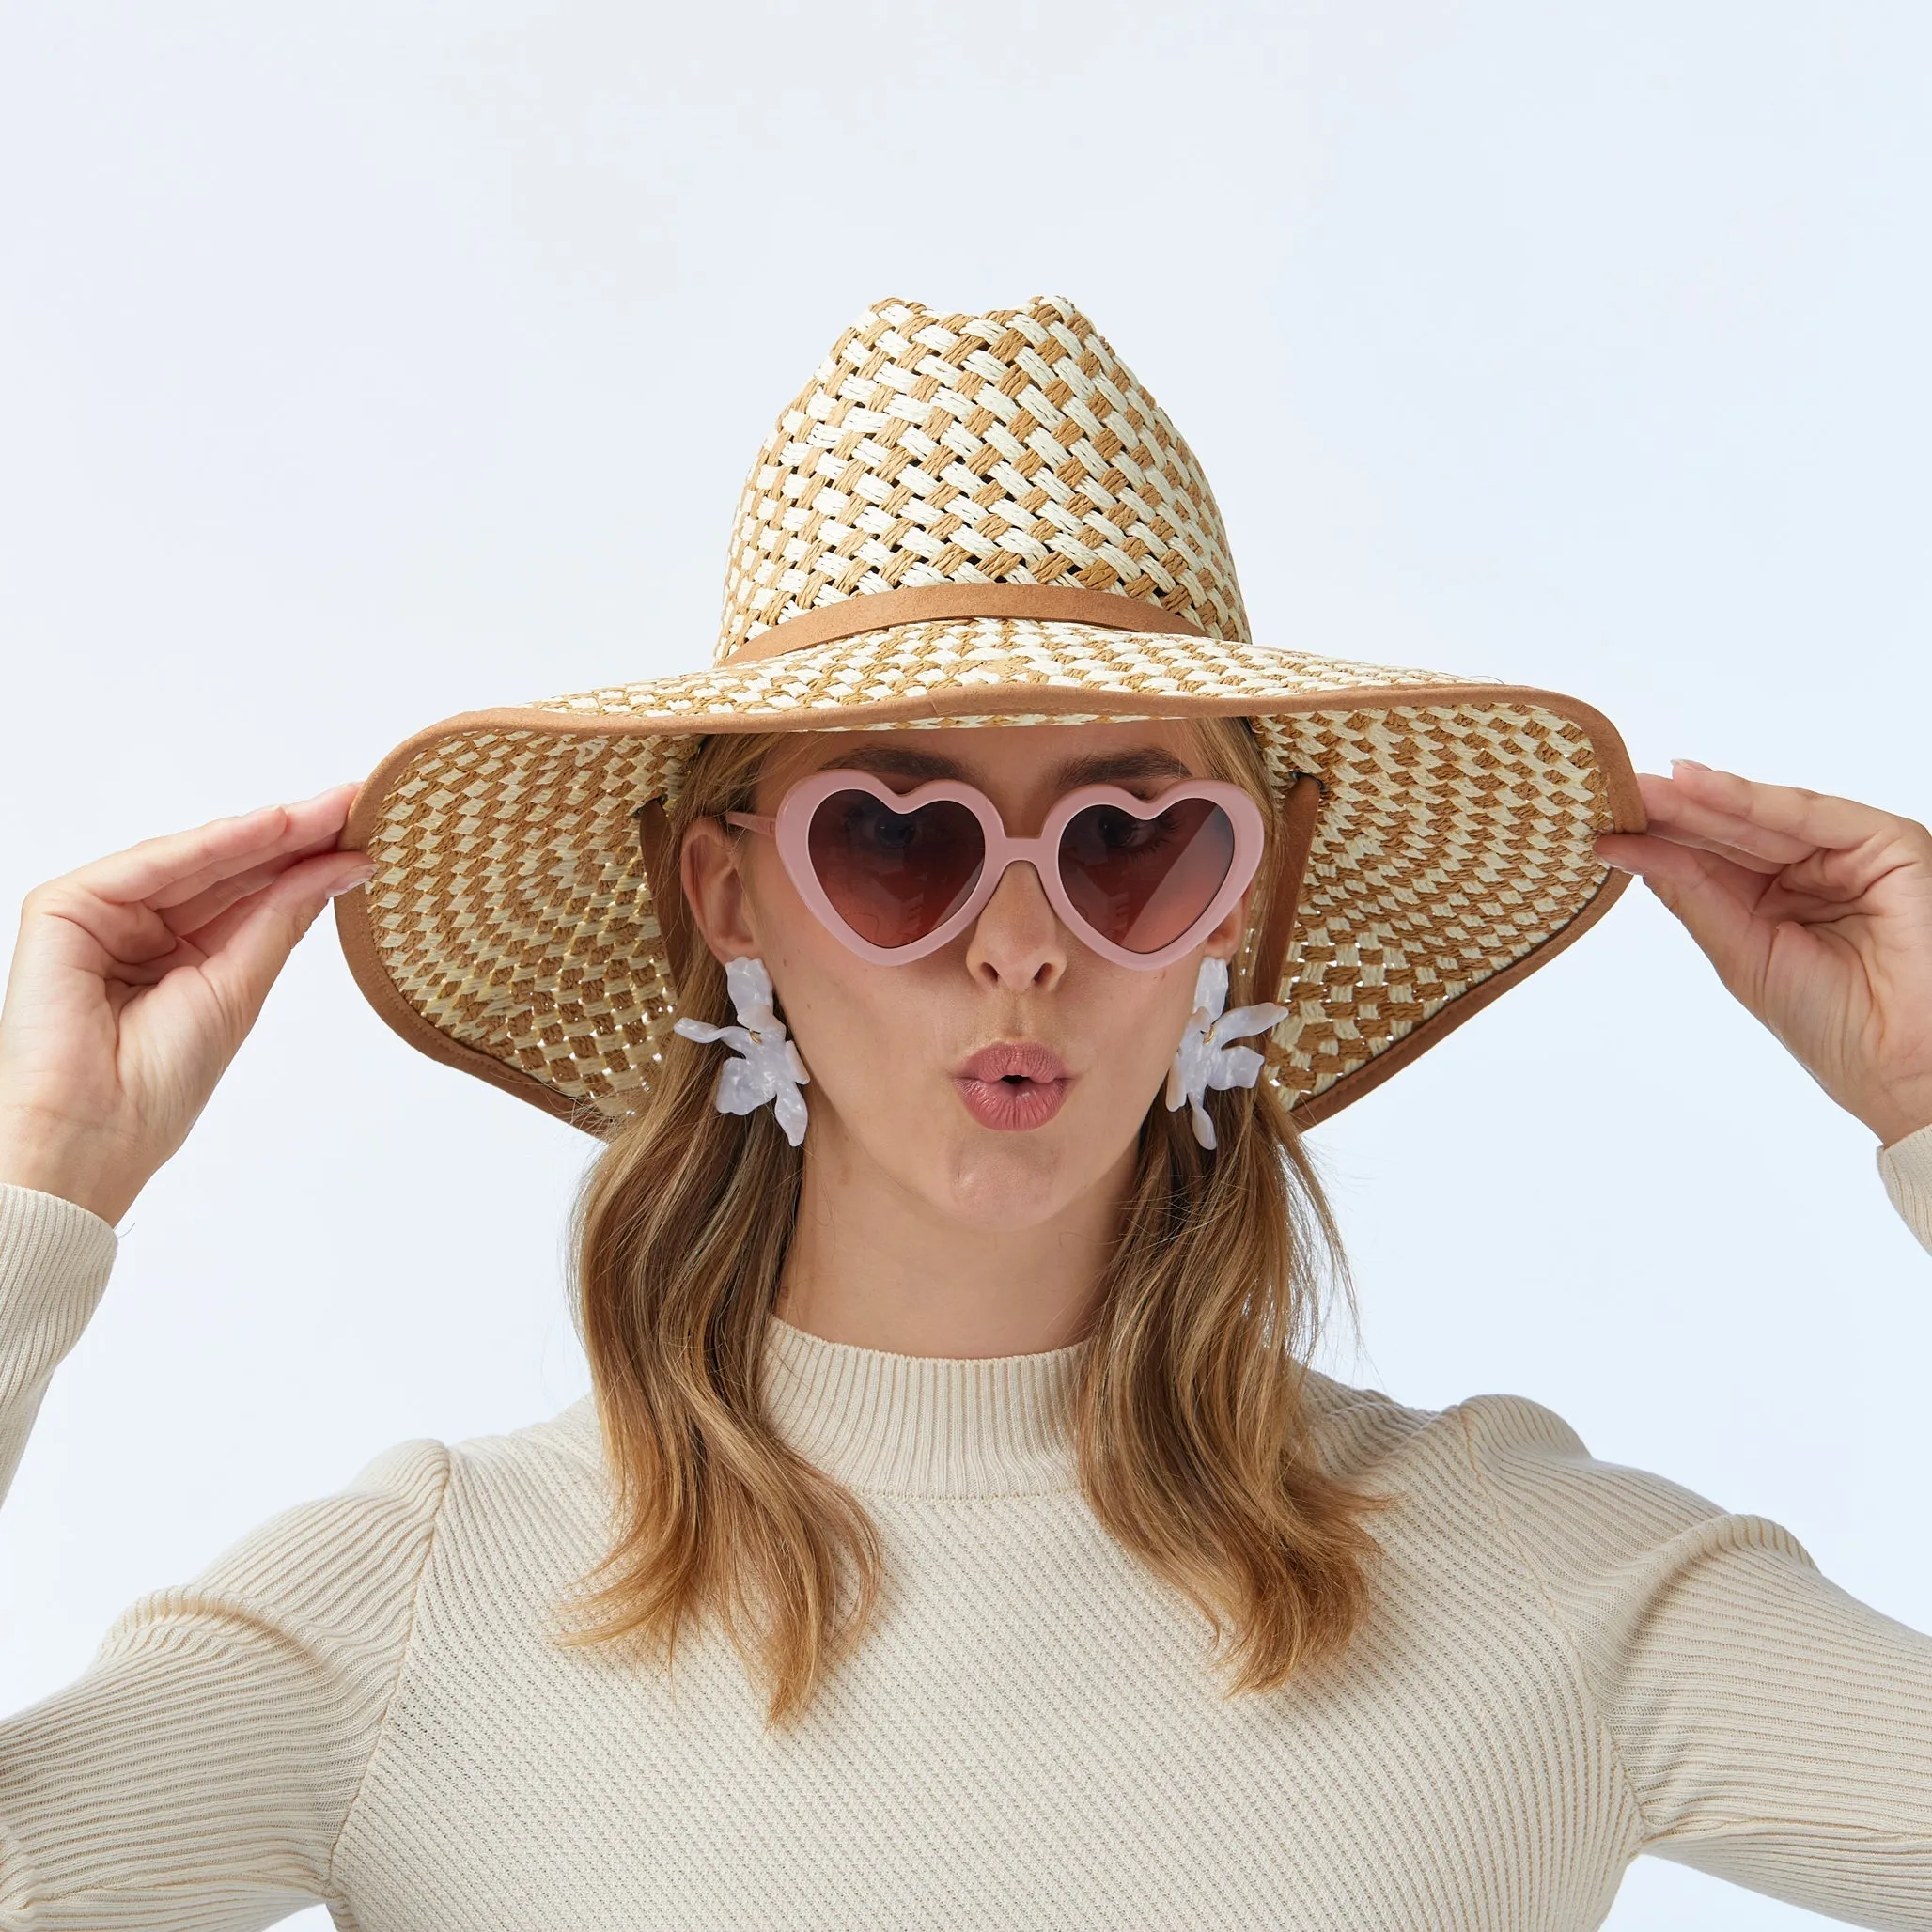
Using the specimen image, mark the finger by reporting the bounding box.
[188,851,372,1044]
[1750,880,1875,925]
[1597,833,1773,918]
[1601,832,1883,929]
[183,842,373,960]
[1623,818,1789,876]
[16,820,336,980]
[160,815,362,935]
[1637,773,1816,865]
[146,783,364,911]
[44,842,371,999]
[64,783,361,911]
[23,785,365,973]
[1646,774,1927,909]
[1657,761,1904,854]
[1598,834,1778,990]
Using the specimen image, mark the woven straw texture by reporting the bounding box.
[339,296,1638,1136]
[719,297,1246,661]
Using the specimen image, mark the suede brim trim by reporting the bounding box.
[1283,862,1634,1130]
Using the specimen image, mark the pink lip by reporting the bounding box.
[953,1042,1073,1132]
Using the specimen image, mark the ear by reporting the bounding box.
[1203,880,1257,964]
[680,816,762,963]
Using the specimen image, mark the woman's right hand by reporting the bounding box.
[0,786,372,1225]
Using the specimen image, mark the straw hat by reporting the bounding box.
[335,294,1643,1137]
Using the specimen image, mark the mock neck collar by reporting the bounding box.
[758,1315,1089,1498]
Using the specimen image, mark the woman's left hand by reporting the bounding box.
[1596,763,1932,1149]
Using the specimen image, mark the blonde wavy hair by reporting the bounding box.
[563,717,1384,1726]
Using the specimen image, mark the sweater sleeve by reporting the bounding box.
[1456,1132,1932,1928]
[0,1187,117,1506]
[1877,1117,1932,1255]
[0,1184,450,1930]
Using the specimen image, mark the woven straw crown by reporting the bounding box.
[336,295,1643,1136]
[717,296,1248,661]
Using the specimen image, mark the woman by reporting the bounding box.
[0,296,1928,1929]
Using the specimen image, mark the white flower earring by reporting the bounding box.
[673,956,811,1147]
[1165,956,1289,1151]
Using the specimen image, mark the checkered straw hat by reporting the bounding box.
[335,294,1643,1136]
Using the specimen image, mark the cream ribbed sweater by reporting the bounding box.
[2,1133,1931,1931]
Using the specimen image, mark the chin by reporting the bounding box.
[923,1132,1093,1233]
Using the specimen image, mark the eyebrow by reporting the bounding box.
[1051,747,1194,789]
[813,743,1196,791]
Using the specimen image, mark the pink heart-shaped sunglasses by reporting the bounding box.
[726,769,1267,970]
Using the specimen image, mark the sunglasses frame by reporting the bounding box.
[725,768,1268,971]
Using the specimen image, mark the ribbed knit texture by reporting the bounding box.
[0,1126,1927,1929]
[1882,1118,1932,1251]
[0,1186,113,1504]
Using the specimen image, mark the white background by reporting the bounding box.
[2,6,1928,1926]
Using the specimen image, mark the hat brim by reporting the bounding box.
[334,616,1643,1137]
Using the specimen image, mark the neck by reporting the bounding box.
[775,1134,1132,1360]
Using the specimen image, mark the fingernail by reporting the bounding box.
[328,861,375,898]
[290,782,361,809]
[1672,758,1712,772]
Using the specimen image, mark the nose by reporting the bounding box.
[965,858,1067,991]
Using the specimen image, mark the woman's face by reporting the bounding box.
[680,721,1254,1234]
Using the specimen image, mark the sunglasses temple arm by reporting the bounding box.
[723,812,778,837]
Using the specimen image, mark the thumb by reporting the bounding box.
[1631,848,1784,1009]
[194,851,371,1048]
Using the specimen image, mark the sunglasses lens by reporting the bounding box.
[1058,798,1237,955]
[806,790,986,950]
